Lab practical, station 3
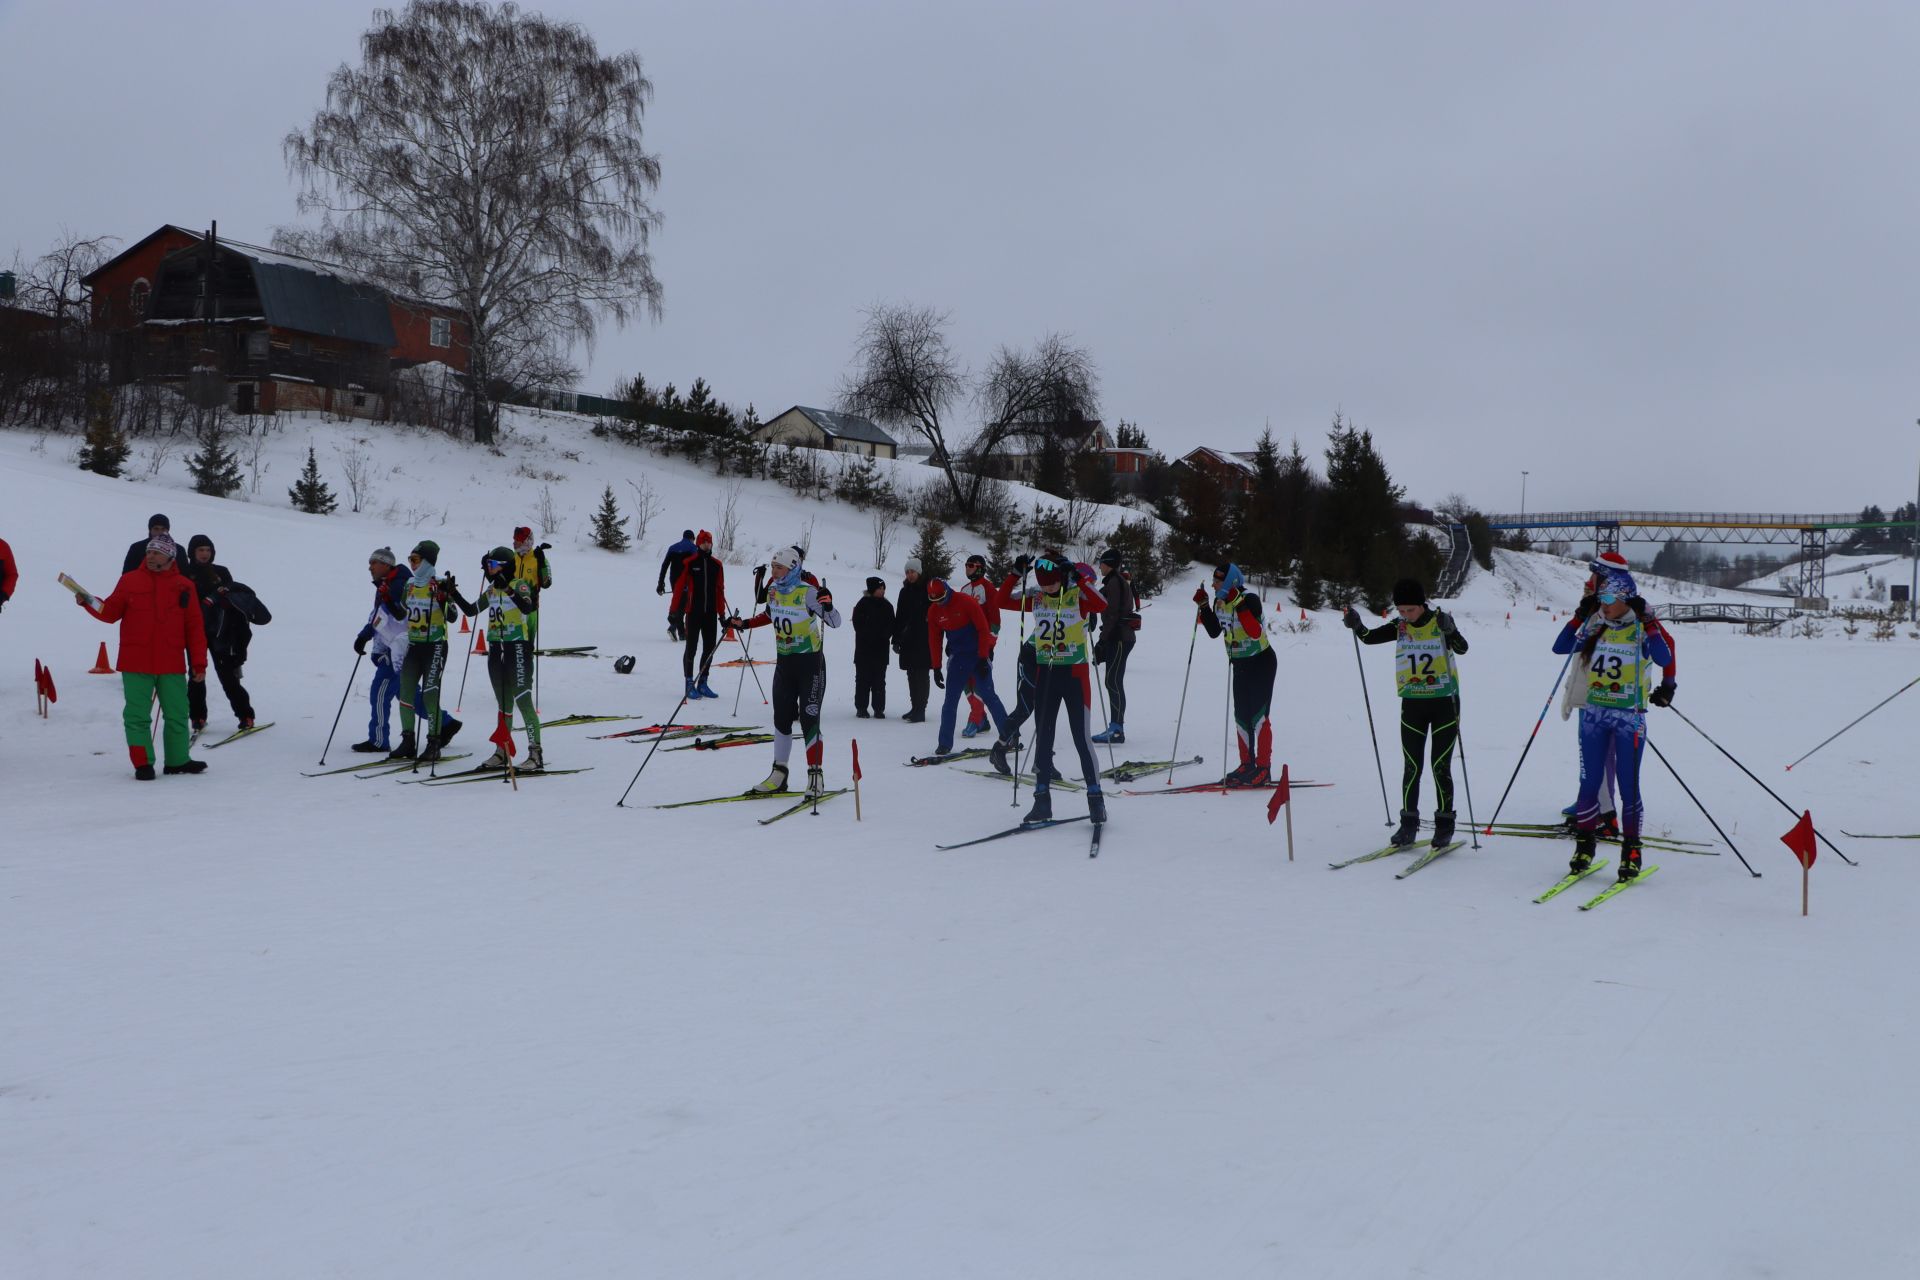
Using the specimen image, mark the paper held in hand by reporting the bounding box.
[57,572,99,608]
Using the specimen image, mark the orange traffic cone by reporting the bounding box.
[89,642,114,674]
[723,624,737,643]
[472,628,488,654]
[1299,609,1307,621]
[459,613,471,632]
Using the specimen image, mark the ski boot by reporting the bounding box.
[1239,763,1271,787]
[439,716,463,746]
[164,761,208,775]
[1597,811,1622,840]
[685,677,703,700]
[135,764,156,781]
[1223,762,1260,788]
[1091,723,1125,745]
[384,731,418,761]
[1389,809,1422,848]
[856,708,871,719]
[420,732,446,763]
[191,719,207,735]
[696,678,718,699]
[989,737,1013,776]
[1022,789,1053,825]
[350,738,387,754]
[962,719,987,739]
[480,748,510,770]
[1431,810,1456,848]
[237,718,255,732]
[1569,832,1598,875]
[1617,843,1643,882]
[747,763,790,796]
[1086,789,1107,825]
[806,767,826,798]
[1039,761,1065,786]
[526,744,546,773]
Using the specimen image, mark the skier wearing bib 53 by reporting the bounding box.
[727,545,842,797]
[1552,567,1674,882]
[1345,578,1469,849]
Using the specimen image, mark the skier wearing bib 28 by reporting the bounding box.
[997,551,1107,825]
[1195,563,1276,786]
[457,547,546,771]
[1552,566,1674,883]
[727,545,842,797]
[1346,578,1469,848]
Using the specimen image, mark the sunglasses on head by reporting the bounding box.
[484,558,509,571]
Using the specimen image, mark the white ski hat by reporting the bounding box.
[770,544,803,571]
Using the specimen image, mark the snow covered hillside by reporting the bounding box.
[3,420,1917,1278]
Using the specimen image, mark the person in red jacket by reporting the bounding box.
[926,575,1012,755]
[77,533,208,779]
[0,535,17,612]
[669,530,728,698]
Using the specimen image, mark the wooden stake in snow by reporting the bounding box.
[1781,810,1818,917]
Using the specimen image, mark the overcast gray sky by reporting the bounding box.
[6,0,1918,516]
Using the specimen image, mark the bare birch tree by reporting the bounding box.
[281,0,664,444]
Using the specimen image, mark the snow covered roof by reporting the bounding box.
[150,239,397,348]
[1180,446,1256,473]
[787,406,897,449]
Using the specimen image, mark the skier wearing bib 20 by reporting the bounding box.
[728,545,842,797]
[1195,563,1276,786]
[1345,578,1469,849]
[1552,566,1674,883]
[997,551,1107,825]
[457,547,546,771]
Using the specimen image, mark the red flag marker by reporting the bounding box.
[1268,764,1295,861]
[1782,810,1817,916]
[851,738,863,822]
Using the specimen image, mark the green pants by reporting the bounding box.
[122,672,192,768]
[488,641,541,745]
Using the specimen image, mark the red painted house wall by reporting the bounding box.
[85,228,203,330]
[388,300,470,372]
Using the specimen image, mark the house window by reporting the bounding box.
[292,337,312,357]
[130,279,150,318]
[246,332,269,360]
[429,317,451,348]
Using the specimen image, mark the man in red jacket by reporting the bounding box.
[78,533,209,779]
[0,535,17,613]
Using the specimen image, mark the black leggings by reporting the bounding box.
[999,642,1039,739]
[1103,634,1134,724]
[772,651,827,768]
[188,652,252,723]
[1032,663,1100,792]
[1399,695,1459,814]
[683,614,718,680]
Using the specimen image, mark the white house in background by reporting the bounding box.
[754,405,899,460]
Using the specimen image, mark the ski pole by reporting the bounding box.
[1482,650,1576,833]
[1167,604,1200,786]
[1351,625,1392,824]
[1454,695,1481,849]
[1643,732,1760,878]
[1666,704,1857,867]
[617,637,724,806]
[317,653,364,765]
[1091,648,1117,773]
[1784,674,1920,771]
[1012,566,1030,807]
[455,613,478,714]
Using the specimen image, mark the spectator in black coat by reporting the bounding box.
[851,576,895,718]
[892,558,932,722]
[123,513,172,574]
[182,533,269,731]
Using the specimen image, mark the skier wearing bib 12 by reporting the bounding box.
[728,545,841,797]
[1195,563,1277,786]
[457,547,546,771]
[997,550,1107,825]
[1345,578,1469,849]
[1552,566,1674,882]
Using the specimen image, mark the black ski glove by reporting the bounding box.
[933,668,945,689]
[353,632,370,655]
[1573,595,1599,623]
[1342,606,1363,633]
[1013,554,1034,576]
[1650,681,1675,708]
[1436,610,1457,635]
[1628,595,1649,619]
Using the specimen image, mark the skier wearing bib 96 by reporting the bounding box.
[1345,578,1468,849]
[1195,563,1277,787]
[1552,566,1674,882]
[727,545,842,797]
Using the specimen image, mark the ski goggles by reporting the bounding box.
[1597,591,1621,604]
[1035,557,1063,573]
[483,557,511,572]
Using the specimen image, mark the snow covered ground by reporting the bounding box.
[3,417,1916,1278]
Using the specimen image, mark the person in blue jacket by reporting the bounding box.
[1551,566,1674,883]
[656,529,697,641]
[351,547,411,752]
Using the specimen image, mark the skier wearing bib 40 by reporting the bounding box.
[1552,567,1675,882]
[998,551,1107,825]
[456,547,546,771]
[1345,578,1469,848]
[1195,563,1277,786]
[727,545,842,797]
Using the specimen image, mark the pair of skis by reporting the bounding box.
[1122,778,1331,797]
[650,788,845,824]
[1533,860,1661,909]
[301,752,472,779]
[536,713,640,730]
[1327,839,1464,879]
[936,815,1102,858]
[198,722,274,749]
[412,766,594,787]
[664,732,773,752]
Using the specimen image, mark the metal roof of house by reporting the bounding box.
[1181,446,1257,473]
[788,405,897,448]
[227,244,396,348]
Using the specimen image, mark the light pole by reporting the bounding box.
[1521,470,1530,518]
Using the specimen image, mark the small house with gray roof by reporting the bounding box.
[754,405,899,460]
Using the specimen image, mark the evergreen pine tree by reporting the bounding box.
[186,420,244,497]
[909,518,953,580]
[1237,429,1285,578]
[287,444,339,514]
[1291,562,1325,612]
[590,484,630,552]
[76,390,131,479]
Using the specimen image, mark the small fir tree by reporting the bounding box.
[77,390,131,478]
[287,445,339,514]
[909,518,953,580]
[590,484,630,552]
[186,421,244,497]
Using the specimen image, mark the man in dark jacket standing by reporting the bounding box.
[892,558,932,722]
[1089,547,1137,744]
[79,533,208,779]
[123,514,172,574]
[182,534,266,733]
[657,529,696,641]
[851,576,893,717]
[669,530,727,698]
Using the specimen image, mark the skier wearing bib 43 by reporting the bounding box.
[1346,578,1469,848]
[727,545,842,797]
[1195,563,1277,786]
[1552,567,1674,882]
